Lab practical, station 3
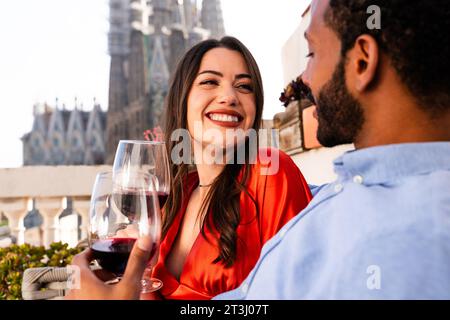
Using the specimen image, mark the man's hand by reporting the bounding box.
[65,236,153,300]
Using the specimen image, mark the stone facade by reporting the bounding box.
[22,103,107,166]
[274,100,310,156]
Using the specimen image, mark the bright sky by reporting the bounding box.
[0,0,309,168]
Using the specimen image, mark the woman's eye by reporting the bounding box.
[237,84,253,92]
[306,52,314,58]
[200,80,218,86]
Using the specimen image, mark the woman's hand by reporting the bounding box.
[65,236,153,300]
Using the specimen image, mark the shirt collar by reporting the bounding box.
[333,142,450,185]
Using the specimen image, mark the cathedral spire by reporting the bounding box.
[183,0,195,30]
[169,0,183,25]
[151,0,171,33]
[200,0,225,39]
[149,36,170,91]
[149,36,170,125]
[108,0,131,56]
[55,97,59,109]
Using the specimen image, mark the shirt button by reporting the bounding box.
[353,175,364,184]
[279,228,287,238]
[241,283,249,294]
[334,183,343,193]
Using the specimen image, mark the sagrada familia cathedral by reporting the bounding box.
[22,0,225,165]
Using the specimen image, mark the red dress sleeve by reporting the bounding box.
[255,147,313,244]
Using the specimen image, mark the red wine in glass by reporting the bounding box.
[91,238,136,275]
[90,171,162,292]
[157,192,169,208]
[91,238,157,275]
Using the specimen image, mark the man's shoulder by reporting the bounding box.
[272,195,450,299]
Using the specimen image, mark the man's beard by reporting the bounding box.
[314,58,365,147]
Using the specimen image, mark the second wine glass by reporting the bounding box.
[89,171,161,292]
[112,140,170,293]
[113,140,171,209]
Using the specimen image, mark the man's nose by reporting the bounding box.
[300,72,311,89]
[299,72,315,104]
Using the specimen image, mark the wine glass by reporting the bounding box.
[112,140,170,293]
[113,140,171,208]
[88,171,161,291]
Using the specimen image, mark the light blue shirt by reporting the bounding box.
[215,142,450,300]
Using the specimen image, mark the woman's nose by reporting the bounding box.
[217,86,238,107]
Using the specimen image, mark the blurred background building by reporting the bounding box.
[106,0,225,163]
[21,101,107,166]
[22,0,226,166]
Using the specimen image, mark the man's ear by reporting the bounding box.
[351,34,380,92]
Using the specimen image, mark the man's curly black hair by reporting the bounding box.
[324,0,450,114]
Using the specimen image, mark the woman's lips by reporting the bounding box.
[205,110,244,128]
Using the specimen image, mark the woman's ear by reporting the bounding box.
[351,34,380,92]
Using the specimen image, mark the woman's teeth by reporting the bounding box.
[209,114,240,122]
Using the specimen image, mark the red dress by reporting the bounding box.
[152,148,312,299]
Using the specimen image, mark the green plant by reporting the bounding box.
[0,242,83,300]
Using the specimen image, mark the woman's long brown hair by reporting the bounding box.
[163,36,264,267]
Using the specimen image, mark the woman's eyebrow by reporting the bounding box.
[197,70,251,80]
[198,70,223,77]
[235,74,251,80]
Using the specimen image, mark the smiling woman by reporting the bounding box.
[149,36,313,299]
